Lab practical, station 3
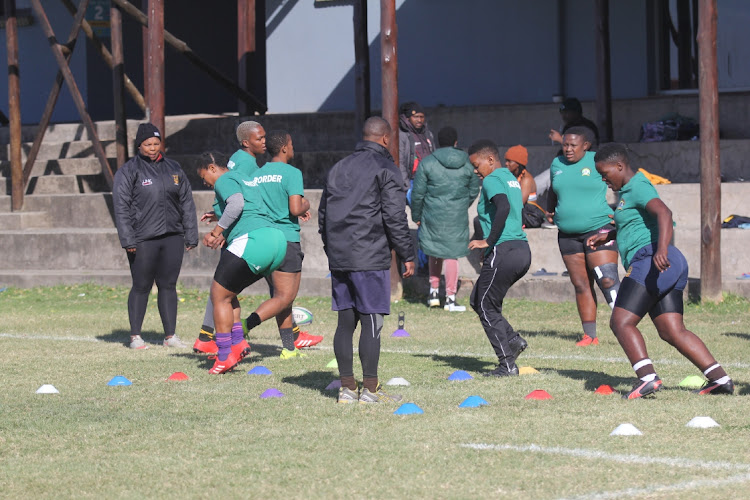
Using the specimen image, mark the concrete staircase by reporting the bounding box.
[1,110,749,300]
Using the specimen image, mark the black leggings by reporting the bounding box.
[470,240,531,361]
[333,308,383,379]
[127,233,185,336]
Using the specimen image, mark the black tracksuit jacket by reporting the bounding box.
[318,141,414,271]
[113,153,198,249]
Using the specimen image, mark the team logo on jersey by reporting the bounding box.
[142,178,153,186]
[552,169,563,177]
[581,168,591,176]
[227,160,235,170]
[173,174,180,185]
[507,180,521,189]
[617,198,625,210]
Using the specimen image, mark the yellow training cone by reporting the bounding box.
[519,366,539,375]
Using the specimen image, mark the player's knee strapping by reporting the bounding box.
[593,263,620,309]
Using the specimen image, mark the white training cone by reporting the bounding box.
[610,423,642,436]
[36,384,59,394]
[686,416,720,428]
[386,377,411,386]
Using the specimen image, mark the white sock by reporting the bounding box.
[430,287,439,295]
[640,373,657,382]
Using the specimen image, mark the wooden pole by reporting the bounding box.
[60,0,145,112]
[23,0,91,187]
[29,0,113,188]
[353,0,370,137]
[380,0,401,301]
[5,0,23,211]
[112,0,266,113]
[698,0,721,303]
[111,3,128,167]
[146,0,165,143]
[593,0,613,142]
[237,0,255,116]
[380,0,398,163]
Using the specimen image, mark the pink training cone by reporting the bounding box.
[525,389,552,400]
[594,384,615,395]
[168,372,189,381]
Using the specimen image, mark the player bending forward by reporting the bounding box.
[587,143,733,398]
[197,153,291,374]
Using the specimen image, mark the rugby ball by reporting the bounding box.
[292,306,314,325]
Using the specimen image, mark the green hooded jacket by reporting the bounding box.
[410,147,480,259]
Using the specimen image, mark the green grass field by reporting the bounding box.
[2,284,750,499]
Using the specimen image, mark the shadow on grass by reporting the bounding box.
[97,329,169,347]
[282,370,339,397]
[412,353,493,373]
[168,343,284,370]
[723,332,750,342]
[544,367,634,391]
[737,382,750,396]
[517,329,579,342]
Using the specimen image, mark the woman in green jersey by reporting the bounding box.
[587,143,733,399]
[547,127,621,346]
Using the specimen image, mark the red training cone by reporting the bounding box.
[594,384,614,395]
[525,389,552,400]
[168,372,189,381]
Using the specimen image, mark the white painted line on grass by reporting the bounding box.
[461,443,750,471]
[556,472,750,500]
[0,333,100,342]
[3,333,750,370]
[319,345,750,370]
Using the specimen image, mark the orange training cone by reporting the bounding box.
[525,389,552,400]
[594,384,615,395]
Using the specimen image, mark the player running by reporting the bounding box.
[247,129,323,358]
[196,152,291,374]
[587,143,734,398]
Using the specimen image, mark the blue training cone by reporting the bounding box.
[448,370,473,381]
[394,403,423,415]
[459,395,489,408]
[260,388,284,398]
[247,366,272,375]
[107,375,132,386]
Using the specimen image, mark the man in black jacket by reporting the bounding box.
[319,116,415,404]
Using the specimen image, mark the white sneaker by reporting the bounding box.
[444,296,466,312]
[428,290,440,308]
[163,335,188,348]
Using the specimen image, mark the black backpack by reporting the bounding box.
[721,214,750,228]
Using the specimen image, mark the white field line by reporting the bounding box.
[466,443,750,499]
[461,443,750,471]
[556,473,750,500]
[332,345,750,370]
[0,333,100,342]
[3,333,750,370]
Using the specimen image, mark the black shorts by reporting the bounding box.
[213,249,264,294]
[276,241,304,273]
[558,225,618,256]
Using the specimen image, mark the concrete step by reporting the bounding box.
[1,182,747,230]
[0,211,52,230]
[24,174,110,194]
[0,158,116,178]
[0,119,145,145]
[0,140,130,163]
[1,267,747,301]
[3,220,748,278]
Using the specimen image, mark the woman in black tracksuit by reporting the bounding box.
[113,123,198,349]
